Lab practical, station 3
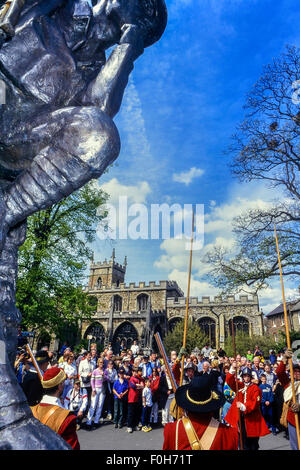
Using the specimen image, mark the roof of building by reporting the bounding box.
[266,299,300,317]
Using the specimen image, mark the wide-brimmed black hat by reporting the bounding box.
[35,350,50,365]
[175,375,225,414]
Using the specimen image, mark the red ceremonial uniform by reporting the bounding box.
[40,403,79,449]
[163,412,239,450]
[276,361,300,428]
[31,402,80,450]
[225,373,270,437]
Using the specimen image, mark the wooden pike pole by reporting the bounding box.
[231,319,243,450]
[179,207,195,387]
[274,224,300,449]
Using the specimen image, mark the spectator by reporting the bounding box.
[130,340,140,357]
[90,349,98,370]
[201,343,212,359]
[21,350,50,406]
[78,351,94,410]
[105,359,118,421]
[141,356,153,379]
[199,361,211,377]
[60,354,77,400]
[64,378,88,430]
[269,350,277,365]
[122,356,132,380]
[103,349,114,369]
[113,367,129,429]
[141,378,153,432]
[149,352,161,372]
[252,356,264,382]
[217,347,226,358]
[76,349,87,368]
[59,341,68,358]
[58,349,70,366]
[14,348,30,385]
[259,374,277,435]
[86,358,109,430]
[197,354,205,372]
[240,357,248,370]
[17,326,28,348]
[253,345,263,358]
[264,363,276,388]
[149,367,160,427]
[127,366,144,433]
[119,339,127,354]
[246,350,254,362]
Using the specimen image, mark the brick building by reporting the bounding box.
[265,299,300,343]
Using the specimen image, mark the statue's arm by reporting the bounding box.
[82,24,144,118]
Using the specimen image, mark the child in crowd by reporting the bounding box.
[127,366,144,433]
[259,374,277,435]
[113,367,129,429]
[141,378,153,432]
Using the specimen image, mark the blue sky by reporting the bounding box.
[90,0,300,314]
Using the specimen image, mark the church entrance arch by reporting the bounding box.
[84,322,105,350]
[112,321,139,354]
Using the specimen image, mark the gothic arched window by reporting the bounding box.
[113,295,122,312]
[137,293,148,311]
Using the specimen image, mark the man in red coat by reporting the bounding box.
[31,367,80,450]
[276,348,300,450]
[225,364,270,450]
[163,375,239,450]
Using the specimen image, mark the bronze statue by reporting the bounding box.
[0,0,167,449]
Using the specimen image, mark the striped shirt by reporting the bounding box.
[91,368,109,391]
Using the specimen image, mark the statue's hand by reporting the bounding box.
[119,24,144,60]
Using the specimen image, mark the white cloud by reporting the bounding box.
[99,178,151,205]
[168,268,221,298]
[172,167,205,186]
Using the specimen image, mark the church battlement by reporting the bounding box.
[167,294,258,306]
[88,279,184,293]
[90,260,126,271]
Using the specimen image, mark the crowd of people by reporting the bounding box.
[14,338,300,450]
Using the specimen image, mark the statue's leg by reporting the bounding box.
[0,222,71,449]
[4,106,120,229]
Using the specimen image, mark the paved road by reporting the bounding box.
[77,420,291,451]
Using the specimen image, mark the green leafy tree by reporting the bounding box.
[224,333,277,358]
[163,320,209,356]
[16,181,108,344]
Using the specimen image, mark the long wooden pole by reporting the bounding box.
[231,319,243,450]
[274,224,300,449]
[26,343,43,381]
[179,208,195,386]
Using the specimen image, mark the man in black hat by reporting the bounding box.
[163,375,239,450]
[21,349,50,406]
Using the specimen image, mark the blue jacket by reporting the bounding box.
[259,383,273,404]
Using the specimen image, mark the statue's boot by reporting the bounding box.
[0,223,70,449]
[4,106,120,230]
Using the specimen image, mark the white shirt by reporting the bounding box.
[131,344,140,355]
[142,386,153,407]
[40,394,66,409]
[64,387,88,413]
